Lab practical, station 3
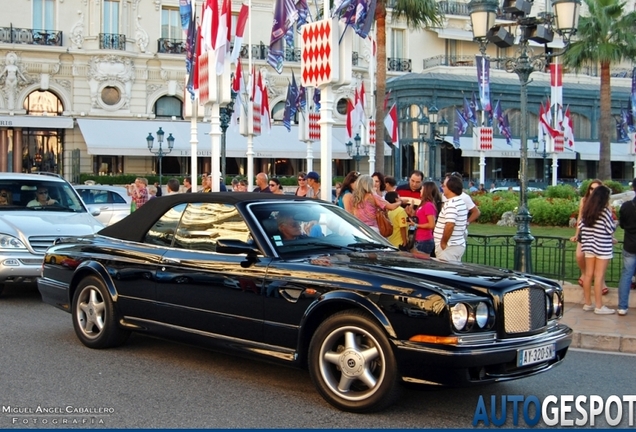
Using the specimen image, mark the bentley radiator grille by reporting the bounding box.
[504,288,546,334]
[28,236,59,253]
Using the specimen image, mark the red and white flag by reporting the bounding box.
[539,98,559,139]
[384,103,399,146]
[201,0,219,52]
[215,0,231,74]
[346,99,355,140]
[260,74,271,134]
[563,106,575,151]
[550,62,562,109]
[231,3,249,64]
[252,68,262,135]
[230,58,245,128]
[356,82,366,130]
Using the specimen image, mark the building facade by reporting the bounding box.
[0,0,634,184]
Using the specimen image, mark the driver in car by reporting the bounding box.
[277,213,308,241]
[27,187,58,207]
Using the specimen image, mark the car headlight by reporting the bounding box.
[552,291,562,318]
[0,234,27,250]
[475,302,489,328]
[451,303,468,331]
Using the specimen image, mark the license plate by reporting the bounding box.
[517,343,556,367]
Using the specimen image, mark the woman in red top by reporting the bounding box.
[412,181,443,254]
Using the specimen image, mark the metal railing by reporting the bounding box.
[465,234,624,285]
[158,38,186,54]
[99,33,126,50]
[0,25,62,46]
[423,54,475,69]
[232,43,360,65]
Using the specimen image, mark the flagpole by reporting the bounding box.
[189,2,198,192]
[319,6,334,202]
[368,30,376,175]
[305,88,314,172]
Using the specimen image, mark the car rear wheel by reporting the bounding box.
[72,276,130,349]
[308,309,400,413]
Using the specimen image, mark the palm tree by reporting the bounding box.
[373,0,443,174]
[562,0,636,180]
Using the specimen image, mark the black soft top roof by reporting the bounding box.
[98,192,313,242]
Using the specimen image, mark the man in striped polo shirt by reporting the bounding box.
[434,175,468,262]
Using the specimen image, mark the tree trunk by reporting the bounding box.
[374,1,387,175]
[598,61,611,180]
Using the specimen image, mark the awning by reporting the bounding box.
[77,119,392,159]
[453,136,577,159]
[433,28,474,42]
[0,115,74,129]
[576,141,635,162]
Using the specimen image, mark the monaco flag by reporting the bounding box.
[384,103,399,146]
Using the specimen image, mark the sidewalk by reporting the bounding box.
[561,282,636,354]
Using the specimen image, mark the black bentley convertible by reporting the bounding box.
[38,192,571,412]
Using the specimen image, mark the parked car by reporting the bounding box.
[38,193,571,413]
[74,184,132,226]
[0,173,104,297]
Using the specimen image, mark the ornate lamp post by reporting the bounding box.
[146,127,175,190]
[345,133,368,172]
[533,136,548,185]
[468,0,580,272]
[418,105,448,180]
[219,86,237,180]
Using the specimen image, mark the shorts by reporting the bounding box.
[584,252,612,260]
[415,239,435,254]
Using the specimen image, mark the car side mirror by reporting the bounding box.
[86,205,101,217]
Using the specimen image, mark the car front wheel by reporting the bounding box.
[308,309,400,413]
[72,276,130,349]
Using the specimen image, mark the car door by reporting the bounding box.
[154,202,268,342]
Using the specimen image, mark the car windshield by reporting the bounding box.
[0,179,85,212]
[246,201,395,255]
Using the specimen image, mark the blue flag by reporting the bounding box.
[313,88,321,111]
[282,72,299,131]
[453,109,468,148]
[476,55,492,113]
[463,96,477,127]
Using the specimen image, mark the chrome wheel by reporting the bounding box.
[308,310,399,412]
[75,285,106,339]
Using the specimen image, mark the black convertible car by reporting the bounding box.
[38,193,571,412]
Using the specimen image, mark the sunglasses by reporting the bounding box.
[37,191,48,195]
[298,177,306,181]
[269,183,277,187]
[0,193,7,198]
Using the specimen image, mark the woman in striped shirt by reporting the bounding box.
[579,185,616,315]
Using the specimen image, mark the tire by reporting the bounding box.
[308,309,401,413]
[72,276,130,349]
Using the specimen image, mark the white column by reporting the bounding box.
[479,151,486,186]
[551,153,558,186]
[190,100,199,191]
[210,103,221,192]
[319,86,334,201]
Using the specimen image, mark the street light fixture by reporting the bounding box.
[345,133,368,172]
[468,0,580,273]
[533,136,548,185]
[147,126,175,190]
[418,105,448,180]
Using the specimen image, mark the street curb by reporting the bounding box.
[569,331,636,354]
[563,282,636,308]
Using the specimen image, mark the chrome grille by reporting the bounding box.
[504,287,546,334]
[28,236,59,253]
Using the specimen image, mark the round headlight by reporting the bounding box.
[475,302,489,328]
[552,291,562,317]
[451,303,468,331]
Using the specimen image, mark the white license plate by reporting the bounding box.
[517,343,556,367]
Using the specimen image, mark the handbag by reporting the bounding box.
[376,207,394,238]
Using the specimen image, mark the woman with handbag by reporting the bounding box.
[352,175,401,235]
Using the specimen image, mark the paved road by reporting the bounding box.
[2,284,635,429]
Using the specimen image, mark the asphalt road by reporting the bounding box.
[1,284,635,429]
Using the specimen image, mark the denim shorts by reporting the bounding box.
[415,239,435,254]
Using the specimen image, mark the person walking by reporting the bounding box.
[434,175,468,262]
[570,179,609,294]
[372,172,386,198]
[579,185,616,315]
[127,177,149,210]
[268,177,285,194]
[617,179,636,316]
[352,175,401,234]
[305,171,321,198]
[253,172,272,193]
[412,181,443,255]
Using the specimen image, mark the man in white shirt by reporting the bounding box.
[434,175,468,262]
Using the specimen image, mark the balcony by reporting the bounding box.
[388,57,412,72]
[99,33,126,50]
[233,43,360,66]
[0,25,62,46]
[423,55,475,69]
[158,38,186,54]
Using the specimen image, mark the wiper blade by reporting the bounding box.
[347,242,392,250]
[295,241,357,251]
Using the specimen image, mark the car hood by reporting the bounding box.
[0,212,104,237]
[303,250,542,297]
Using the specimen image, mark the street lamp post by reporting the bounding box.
[418,105,449,180]
[345,133,368,173]
[533,136,548,185]
[468,0,580,273]
[219,87,237,181]
[146,127,175,190]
